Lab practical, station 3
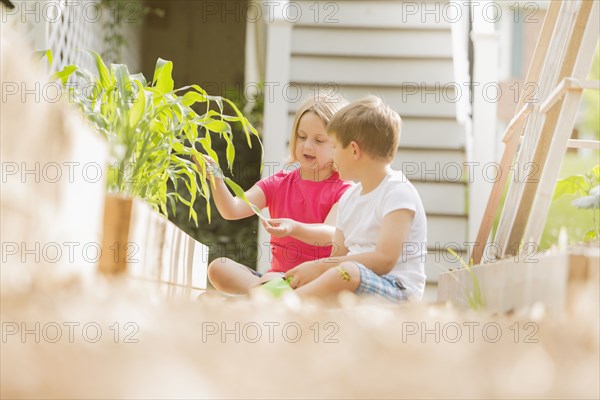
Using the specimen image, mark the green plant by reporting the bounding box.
[169,85,265,271]
[553,165,600,240]
[51,50,261,224]
[446,248,485,311]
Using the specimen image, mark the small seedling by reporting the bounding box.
[447,248,486,311]
[261,276,293,298]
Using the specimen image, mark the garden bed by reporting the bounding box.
[99,194,208,298]
[437,246,599,314]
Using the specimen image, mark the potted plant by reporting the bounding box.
[50,51,262,287]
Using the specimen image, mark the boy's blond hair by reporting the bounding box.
[327,95,401,162]
[288,92,348,162]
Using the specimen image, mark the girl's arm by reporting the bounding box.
[196,156,266,220]
[262,203,339,246]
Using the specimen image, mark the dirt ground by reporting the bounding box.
[1,277,598,399]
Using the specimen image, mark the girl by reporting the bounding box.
[200,92,352,294]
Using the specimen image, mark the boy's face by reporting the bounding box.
[331,134,354,180]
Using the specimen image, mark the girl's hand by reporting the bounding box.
[262,218,297,238]
[256,272,285,286]
[285,260,327,289]
[194,154,223,180]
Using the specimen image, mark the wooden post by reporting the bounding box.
[99,196,133,274]
[258,1,293,272]
[468,0,499,245]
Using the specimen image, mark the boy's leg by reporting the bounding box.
[294,261,360,299]
[208,257,261,295]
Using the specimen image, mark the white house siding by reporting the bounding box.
[259,1,472,281]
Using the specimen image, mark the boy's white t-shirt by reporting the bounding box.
[336,170,427,300]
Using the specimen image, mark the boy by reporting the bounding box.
[284,96,427,302]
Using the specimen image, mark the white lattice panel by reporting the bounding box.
[45,0,105,73]
[3,0,140,74]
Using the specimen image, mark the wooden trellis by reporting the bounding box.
[472,0,600,265]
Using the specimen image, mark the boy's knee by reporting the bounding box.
[323,261,360,287]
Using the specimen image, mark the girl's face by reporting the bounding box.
[294,112,334,174]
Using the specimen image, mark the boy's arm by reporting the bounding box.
[263,203,340,246]
[328,209,414,275]
[195,156,266,220]
[284,228,348,288]
[330,227,349,258]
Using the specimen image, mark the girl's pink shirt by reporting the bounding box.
[256,168,353,273]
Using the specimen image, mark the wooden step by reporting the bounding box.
[292,0,453,30]
[286,114,465,150]
[393,149,466,182]
[290,56,455,87]
[413,182,466,216]
[292,27,453,59]
[428,215,468,250]
[402,118,466,150]
[287,84,459,118]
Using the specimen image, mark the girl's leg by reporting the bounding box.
[294,261,360,300]
[208,257,261,295]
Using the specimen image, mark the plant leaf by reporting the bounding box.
[129,81,146,128]
[571,194,600,209]
[112,63,133,107]
[553,175,586,200]
[152,58,174,94]
[51,65,78,85]
[182,91,207,107]
[224,134,235,171]
[584,228,598,240]
[33,49,53,68]
[202,119,231,134]
[84,50,112,89]
[130,73,148,87]
[224,177,267,221]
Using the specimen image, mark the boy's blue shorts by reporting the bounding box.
[352,262,408,302]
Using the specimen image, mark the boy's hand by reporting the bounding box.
[262,218,297,237]
[285,260,327,289]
